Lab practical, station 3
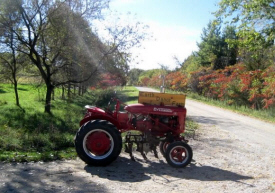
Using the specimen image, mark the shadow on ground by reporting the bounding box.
[84,155,252,183]
[0,162,109,193]
[0,88,6,93]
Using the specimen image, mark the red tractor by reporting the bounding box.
[74,91,193,168]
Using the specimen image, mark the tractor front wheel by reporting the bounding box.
[159,141,170,156]
[165,141,193,168]
[75,121,122,166]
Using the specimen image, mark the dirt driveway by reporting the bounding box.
[1,124,274,192]
[1,87,275,192]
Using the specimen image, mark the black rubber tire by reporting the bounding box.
[165,141,193,168]
[75,121,122,166]
[159,141,170,156]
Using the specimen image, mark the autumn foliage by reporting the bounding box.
[95,73,126,89]
[138,64,275,110]
[262,65,275,109]
[166,71,188,91]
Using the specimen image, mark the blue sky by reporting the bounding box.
[108,0,219,70]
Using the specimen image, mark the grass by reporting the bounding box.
[0,148,76,162]
[0,84,199,162]
[119,86,139,104]
[0,84,116,162]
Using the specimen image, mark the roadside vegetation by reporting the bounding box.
[187,92,275,123]
[128,0,275,123]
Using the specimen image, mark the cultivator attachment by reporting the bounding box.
[124,132,159,161]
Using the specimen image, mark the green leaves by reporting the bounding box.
[215,0,275,70]
[196,21,238,70]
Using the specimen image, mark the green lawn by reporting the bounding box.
[0,84,84,162]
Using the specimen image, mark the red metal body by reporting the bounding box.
[80,99,187,138]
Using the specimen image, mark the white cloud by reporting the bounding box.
[129,22,200,70]
[94,8,201,70]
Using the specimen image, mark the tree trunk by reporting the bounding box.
[62,85,65,100]
[14,80,20,106]
[82,85,86,95]
[10,30,20,107]
[68,83,71,99]
[78,83,81,96]
[45,83,54,114]
[52,87,55,100]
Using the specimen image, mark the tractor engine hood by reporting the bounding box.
[124,104,186,116]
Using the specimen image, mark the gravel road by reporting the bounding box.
[1,87,275,193]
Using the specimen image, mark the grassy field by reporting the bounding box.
[0,84,117,162]
[0,85,198,162]
[1,84,78,161]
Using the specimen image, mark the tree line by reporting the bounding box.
[129,0,275,110]
[0,0,146,114]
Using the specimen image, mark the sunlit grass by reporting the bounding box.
[0,84,115,162]
[0,84,45,110]
[118,86,139,104]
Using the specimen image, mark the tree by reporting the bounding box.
[0,0,148,113]
[222,25,238,66]
[196,20,238,70]
[97,11,150,88]
[47,3,104,98]
[128,68,144,85]
[196,21,223,68]
[0,53,27,106]
[216,0,275,42]
[216,0,275,70]
[237,30,274,70]
[0,0,111,113]
[0,1,27,107]
[181,53,200,74]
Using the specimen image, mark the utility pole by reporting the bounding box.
[159,74,165,93]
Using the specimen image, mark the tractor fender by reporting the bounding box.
[80,114,120,130]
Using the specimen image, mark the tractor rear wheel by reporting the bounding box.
[165,141,193,168]
[75,121,122,166]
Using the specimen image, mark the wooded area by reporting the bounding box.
[0,0,145,114]
[129,0,275,110]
